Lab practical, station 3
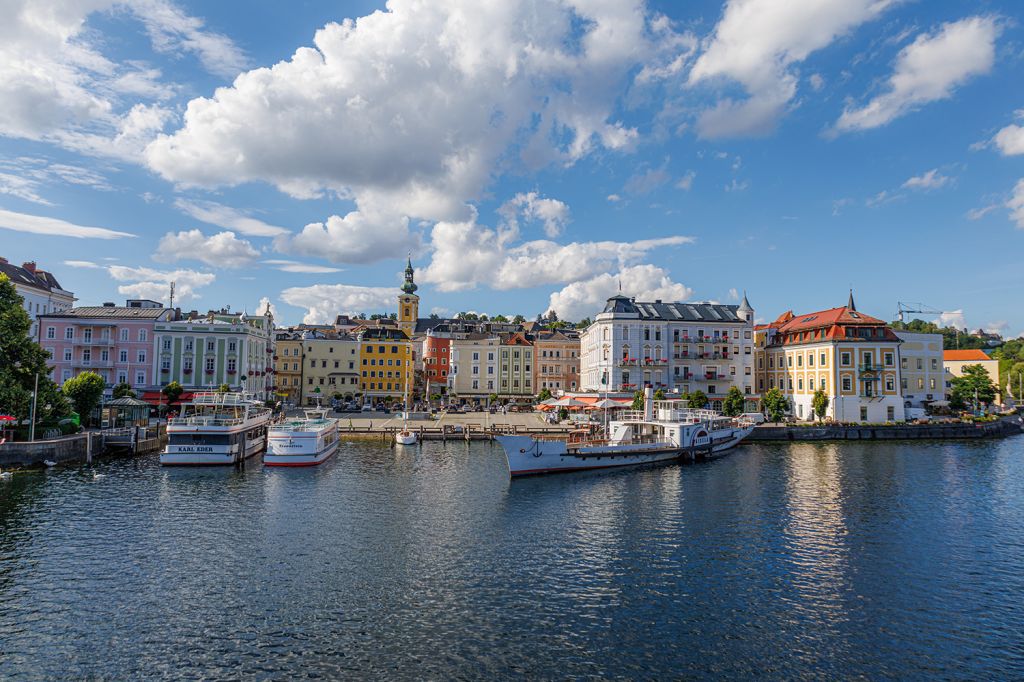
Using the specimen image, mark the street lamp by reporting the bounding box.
[13,361,39,442]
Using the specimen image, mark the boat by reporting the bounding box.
[159,392,273,466]
[264,408,340,466]
[394,383,418,446]
[494,388,754,477]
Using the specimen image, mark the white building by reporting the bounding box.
[1,258,75,339]
[894,331,945,410]
[580,294,757,409]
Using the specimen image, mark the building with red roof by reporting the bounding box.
[943,349,1001,406]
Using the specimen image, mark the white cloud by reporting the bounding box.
[498,192,570,238]
[255,296,278,319]
[281,283,396,324]
[728,288,739,300]
[174,199,288,237]
[419,211,694,292]
[145,1,689,233]
[606,194,622,202]
[63,260,102,269]
[835,16,1000,133]
[675,171,696,191]
[991,115,1024,156]
[625,164,671,195]
[107,264,214,302]
[0,157,113,205]
[155,229,260,268]
[725,179,748,192]
[1008,179,1024,229]
[262,260,342,274]
[903,168,951,191]
[935,309,966,330]
[985,320,1009,335]
[0,207,134,239]
[547,264,694,321]
[688,0,896,138]
[275,205,416,265]
[0,172,52,205]
[128,0,248,78]
[966,204,999,221]
[808,73,825,91]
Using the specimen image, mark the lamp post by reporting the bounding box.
[13,362,39,442]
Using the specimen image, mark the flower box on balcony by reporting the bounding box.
[205,370,214,375]
[227,370,237,375]
[183,369,192,375]
[160,368,169,373]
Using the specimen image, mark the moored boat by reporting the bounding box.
[160,392,273,466]
[265,409,340,467]
[495,389,754,477]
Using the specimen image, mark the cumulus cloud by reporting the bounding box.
[688,0,896,138]
[0,0,243,157]
[145,1,691,235]
[155,229,260,268]
[625,163,671,195]
[1008,179,1024,229]
[547,265,694,321]
[275,204,417,265]
[903,169,951,191]
[108,264,214,302]
[606,194,622,202]
[419,210,694,292]
[835,16,1000,133]
[255,296,278,319]
[988,112,1024,156]
[498,192,570,238]
[174,199,288,237]
[0,207,134,239]
[281,283,396,324]
[934,309,966,330]
[675,171,696,191]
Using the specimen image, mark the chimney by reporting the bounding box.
[22,261,36,273]
[103,302,115,307]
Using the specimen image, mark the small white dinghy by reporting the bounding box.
[394,384,418,446]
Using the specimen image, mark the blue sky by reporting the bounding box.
[1,0,1022,334]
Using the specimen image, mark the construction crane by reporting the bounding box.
[895,301,947,324]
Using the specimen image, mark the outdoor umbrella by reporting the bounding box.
[590,398,624,409]
[550,397,587,409]
[0,415,15,422]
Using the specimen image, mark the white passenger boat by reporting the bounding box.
[265,409,340,467]
[495,389,754,477]
[160,392,273,466]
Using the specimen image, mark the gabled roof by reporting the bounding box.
[0,261,67,293]
[943,349,991,361]
[776,307,885,334]
[601,295,744,322]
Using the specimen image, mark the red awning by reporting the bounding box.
[140,391,195,405]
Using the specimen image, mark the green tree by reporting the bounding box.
[812,389,829,422]
[653,388,666,401]
[763,387,788,423]
[492,314,509,323]
[217,383,230,393]
[0,273,69,424]
[949,364,997,411]
[512,314,526,324]
[62,372,106,426]
[631,390,644,411]
[689,390,709,409]
[162,381,184,405]
[722,386,744,416]
[537,387,552,402]
[576,317,591,329]
[1003,361,1024,400]
[112,382,136,399]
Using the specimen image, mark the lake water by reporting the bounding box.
[1,437,1023,679]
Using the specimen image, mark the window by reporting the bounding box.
[207,340,215,352]
[185,339,193,352]
[184,358,192,372]
[798,378,803,391]
[931,359,938,371]
[229,341,237,352]
[161,358,171,371]
[808,354,814,367]
[139,329,147,342]
[887,377,896,392]
[840,352,851,366]
[65,327,74,340]
[842,376,852,391]
[138,351,146,363]
[63,349,72,362]
[820,378,826,390]
[917,378,924,390]
[311,359,317,368]
[228,358,237,373]
[860,406,868,422]
[206,357,215,372]
[118,372,127,384]
[916,358,923,370]
[820,353,827,366]
[46,326,55,339]
[929,378,936,389]
[120,328,129,341]
[797,355,802,367]
[136,371,145,385]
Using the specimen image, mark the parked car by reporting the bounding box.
[361,404,373,412]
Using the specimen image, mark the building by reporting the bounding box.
[301,331,361,405]
[3,258,75,339]
[497,332,535,399]
[895,331,945,410]
[153,310,275,400]
[422,331,451,397]
[37,301,175,394]
[397,257,420,339]
[533,329,580,394]
[358,327,413,402]
[943,349,1001,405]
[580,293,757,410]
[447,334,501,404]
[757,294,904,422]
[274,329,304,404]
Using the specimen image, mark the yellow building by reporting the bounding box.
[302,332,361,405]
[943,349,1002,406]
[397,257,419,339]
[756,295,905,422]
[359,327,413,403]
[274,329,304,404]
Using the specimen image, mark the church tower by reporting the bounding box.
[398,256,419,338]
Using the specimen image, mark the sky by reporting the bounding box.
[0,0,1022,334]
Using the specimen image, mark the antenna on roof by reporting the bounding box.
[169,281,175,309]
[618,277,622,293]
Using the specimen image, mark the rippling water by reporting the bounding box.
[2,436,1024,679]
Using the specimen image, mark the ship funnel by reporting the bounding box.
[643,387,653,421]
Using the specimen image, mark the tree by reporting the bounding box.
[812,389,829,422]
[949,364,997,411]
[631,390,644,411]
[762,388,788,423]
[512,314,526,324]
[537,387,552,402]
[492,314,509,323]
[722,386,744,416]
[0,273,69,424]
[576,317,591,329]
[112,382,136,399]
[63,372,106,425]
[217,383,230,393]
[688,390,708,409]
[162,381,184,405]
[653,388,666,401]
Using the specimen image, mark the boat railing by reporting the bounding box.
[269,418,336,433]
[168,415,248,427]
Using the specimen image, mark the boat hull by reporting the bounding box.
[264,438,339,467]
[395,432,418,446]
[160,435,266,466]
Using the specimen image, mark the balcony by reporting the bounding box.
[618,358,639,366]
[858,364,884,373]
[641,358,667,366]
[704,372,719,381]
[71,338,115,346]
[673,352,690,360]
[73,360,114,368]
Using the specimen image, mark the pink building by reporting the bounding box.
[38,300,174,394]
